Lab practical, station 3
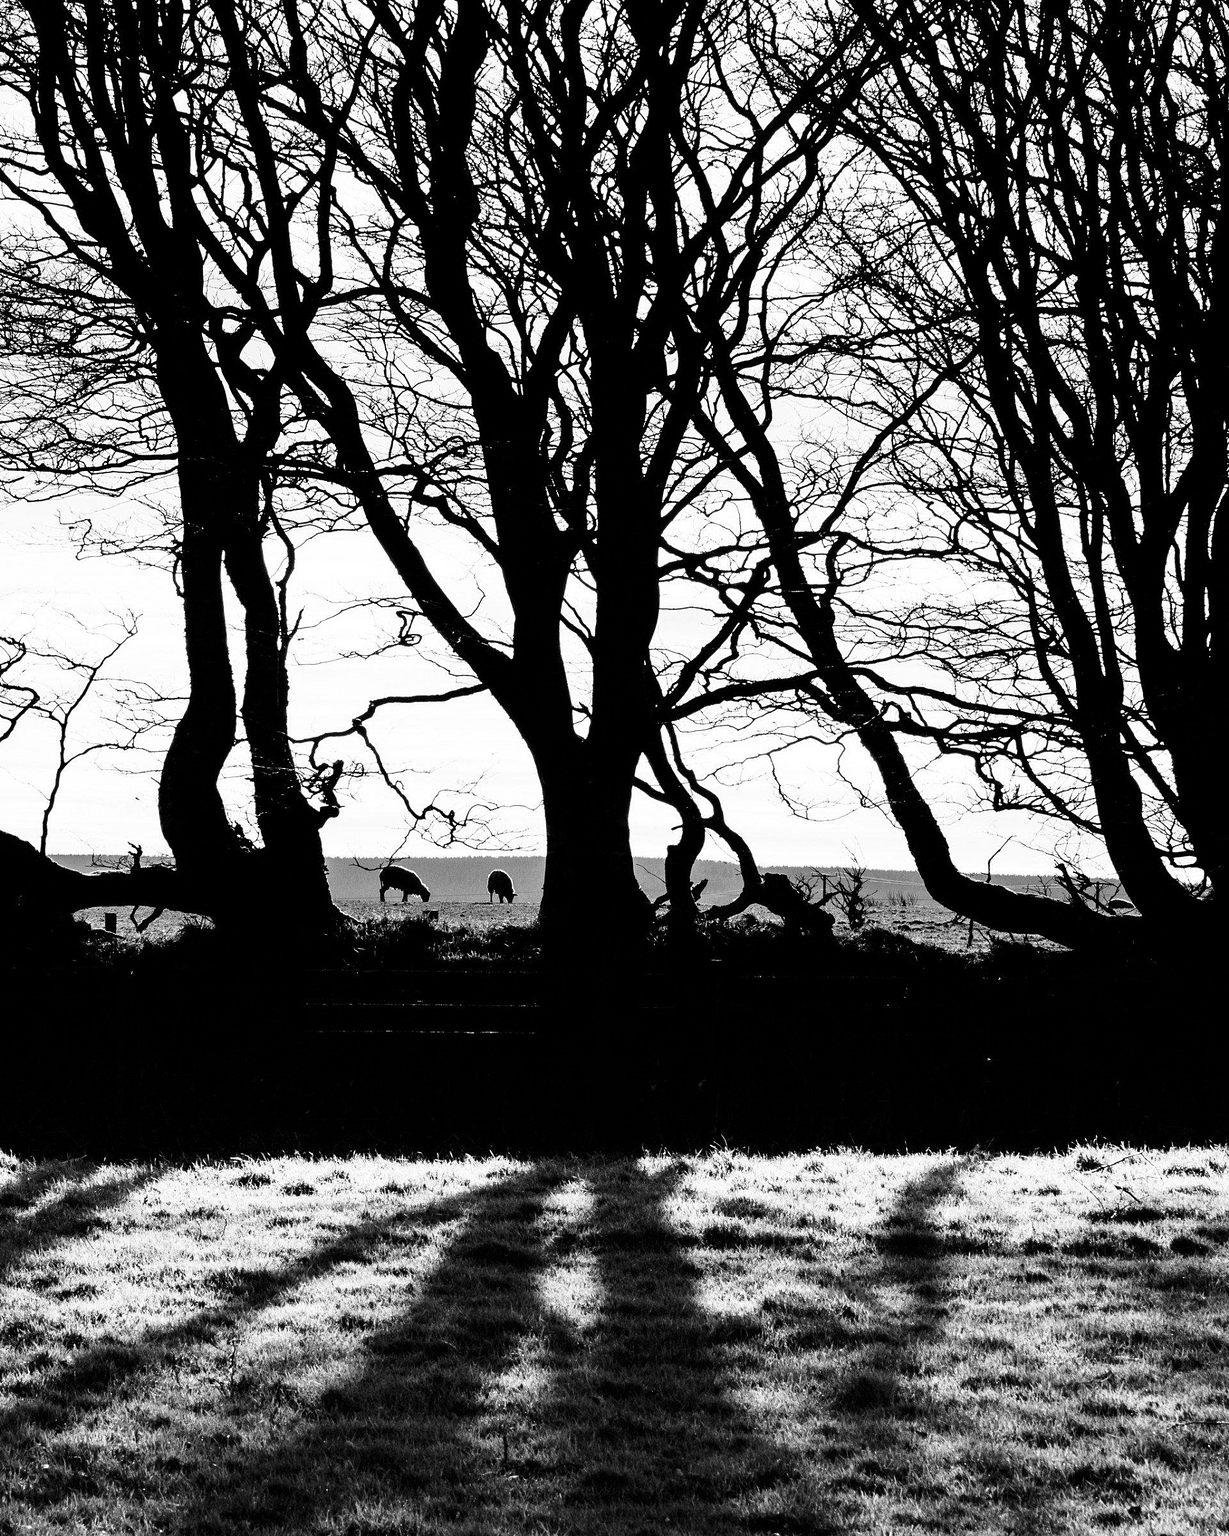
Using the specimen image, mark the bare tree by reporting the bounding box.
[150,0,861,956]
[32,617,139,856]
[0,0,855,959]
[829,0,1226,943]
[0,1,340,935]
[668,0,1224,951]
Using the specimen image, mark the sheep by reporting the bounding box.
[379,865,431,904]
[487,869,516,904]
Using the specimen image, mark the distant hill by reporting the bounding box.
[50,851,1043,906]
[331,856,1041,906]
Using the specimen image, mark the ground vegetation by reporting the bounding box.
[3,1148,1229,1534]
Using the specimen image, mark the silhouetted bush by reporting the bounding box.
[4,916,1216,1160]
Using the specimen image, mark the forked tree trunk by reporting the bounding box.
[224,511,337,935]
[643,732,707,944]
[157,356,336,939]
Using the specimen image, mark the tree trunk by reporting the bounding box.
[156,495,241,900]
[538,754,652,968]
[223,512,336,934]
[157,344,337,939]
[535,753,653,1149]
[708,353,1208,954]
[643,732,706,944]
[0,830,192,944]
[0,832,329,961]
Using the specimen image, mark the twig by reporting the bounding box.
[1067,1174,1109,1210]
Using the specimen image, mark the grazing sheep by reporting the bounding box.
[487,869,516,904]
[379,865,431,904]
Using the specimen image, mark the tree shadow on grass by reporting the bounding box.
[0,1159,159,1282]
[164,1160,568,1533]
[0,1162,548,1501]
[94,1157,988,1535]
[761,1158,973,1533]
[486,1156,971,1533]
[13,1153,1188,1535]
[832,1158,968,1420]
[542,1158,842,1535]
[829,1158,1107,1531]
[824,1160,1214,1533]
[155,1157,852,1536]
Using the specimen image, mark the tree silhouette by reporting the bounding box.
[0,0,866,958]
[841,0,1226,943]
[197,0,866,954]
[696,0,1225,949]
[0,0,337,936]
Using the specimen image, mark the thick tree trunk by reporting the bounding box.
[0,832,336,960]
[223,513,335,933]
[151,476,340,938]
[534,753,652,1149]
[156,498,241,898]
[157,344,336,939]
[537,754,652,967]
[1,830,192,939]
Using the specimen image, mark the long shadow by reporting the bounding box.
[545,1158,842,1535]
[158,1157,839,1536]
[12,1154,1147,1534]
[833,1159,966,1418]
[0,1166,545,1461]
[550,1158,979,1534]
[150,1160,568,1533]
[828,1159,1149,1533]
[22,1157,979,1534]
[0,1159,159,1282]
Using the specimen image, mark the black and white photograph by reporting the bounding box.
[1,0,1225,1529]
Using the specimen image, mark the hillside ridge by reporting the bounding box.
[51,851,1044,903]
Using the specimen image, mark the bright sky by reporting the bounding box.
[1,496,1093,875]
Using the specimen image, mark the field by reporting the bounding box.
[73,887,1008,955]
[70,900,542,945]
[4,1148,1229,1534]
[59,848,1037,949]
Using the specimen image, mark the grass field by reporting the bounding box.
[71,900,542,944]
[4,1148,1229,1534]
[74,891,1005,954]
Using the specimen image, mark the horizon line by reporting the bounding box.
[48,850,1056,878]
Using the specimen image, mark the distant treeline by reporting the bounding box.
[51,853,1044,906]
